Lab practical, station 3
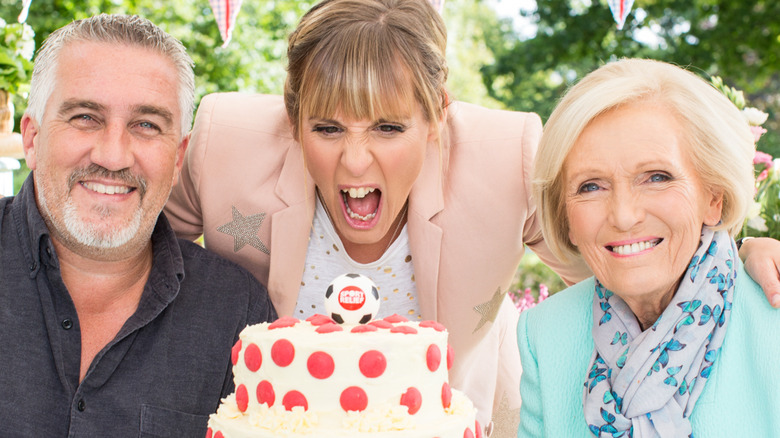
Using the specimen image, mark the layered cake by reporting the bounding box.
[206,314,480,437]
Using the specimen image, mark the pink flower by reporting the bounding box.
[754,151,773,167]
[514,284,550,312]
[751,126,768,143]
[538,284,549,301]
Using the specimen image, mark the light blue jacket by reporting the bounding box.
[517,262,780,437]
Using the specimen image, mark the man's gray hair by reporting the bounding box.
[26,14,195,138]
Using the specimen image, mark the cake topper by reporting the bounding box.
[325,273,380,324]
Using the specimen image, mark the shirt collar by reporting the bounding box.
[12,175,53,278]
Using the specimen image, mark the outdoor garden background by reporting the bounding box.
[2,0,778,309]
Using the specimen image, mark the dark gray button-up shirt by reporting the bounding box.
[0,176,277,437]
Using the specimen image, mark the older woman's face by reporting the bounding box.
[563,101,723,306]
[301,103,436,258]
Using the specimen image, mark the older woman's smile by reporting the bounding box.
[607,238,663,256]
[564,101,723,313]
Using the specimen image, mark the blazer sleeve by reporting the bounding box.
[165,94,219,241]
[517,308,544,438]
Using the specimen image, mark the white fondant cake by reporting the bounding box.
[206,314,480,438]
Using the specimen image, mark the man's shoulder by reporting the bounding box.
[173,238,275,321]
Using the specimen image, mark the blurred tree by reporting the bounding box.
[442,0,508,108]
[0,0,311,121]
[0,0,505,118]
[482,0,780,155]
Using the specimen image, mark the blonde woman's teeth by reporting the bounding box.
[343,187,375,199]
[611,240,659,255]
[347,210,376,221]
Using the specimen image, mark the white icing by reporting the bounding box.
[207,318,478,438]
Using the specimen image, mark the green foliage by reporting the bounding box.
[512,249,567,295]
[482,0,780,156]
[0,17,34,94]
[442,0,508,109]
[0,0,311,117]
[0,0,504,120]
[740,151,780,240]
[751,168,780,238]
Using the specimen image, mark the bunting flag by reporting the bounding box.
[428,0,445,14]
[18,0,32,23]
[209,0,243,47]
[607,0,634,30]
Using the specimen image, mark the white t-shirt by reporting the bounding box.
[294,197,421,320]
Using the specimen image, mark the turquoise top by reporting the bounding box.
[517,262,780,437]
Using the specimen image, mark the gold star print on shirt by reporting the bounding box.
[217,206,270,254]
[490,392,521,438]
[473,287,504,333]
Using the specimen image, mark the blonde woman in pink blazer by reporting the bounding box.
[164,0,780,434]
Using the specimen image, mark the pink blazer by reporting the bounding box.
[164,93,590,432]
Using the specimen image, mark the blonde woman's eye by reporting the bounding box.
[313,125,341,134]
[377,124,405,133]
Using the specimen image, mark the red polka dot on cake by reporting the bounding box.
[244,343,262,372]
[350,324,378,333]
[214,432,224,438]
[257,380,275,407]
[236,384,249,412]
[307,351,335,379]
[368,320,393,329]
[427,344,441,371]
[230,339,242,366]
[384,314,409,323]
[463,427,474,438]
[359,350,387,378]
[271,339,295,366]
[475,420,483,438]
[282,390,308,411]
[306,314,335,326]
[205,428,213,438]
[390,325,418,335]
[420,320,446,332]
[269,316,299,330]
[400,387,422,415]
[315,323,343,334]
[340,386,369,412]
[447,344,454,370]
[441,382,452,408]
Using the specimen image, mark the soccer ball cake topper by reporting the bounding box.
[325,273,381,324]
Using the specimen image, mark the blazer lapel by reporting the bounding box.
[408,138,446,321]
[269,140,315,316]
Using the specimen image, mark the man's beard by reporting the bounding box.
[38,164,148,250]
[57,197,144,249]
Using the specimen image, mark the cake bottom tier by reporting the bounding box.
[207,390,478,438]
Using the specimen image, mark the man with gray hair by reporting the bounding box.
[0,14,276,435]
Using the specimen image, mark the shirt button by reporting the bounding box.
[29,261,37,271]
[61,319,73,330]
[46,247,52,256]
[77,399,86,411]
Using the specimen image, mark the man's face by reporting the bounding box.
[21,41,188,260]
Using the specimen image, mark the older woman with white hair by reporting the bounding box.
[517,58,780,437]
